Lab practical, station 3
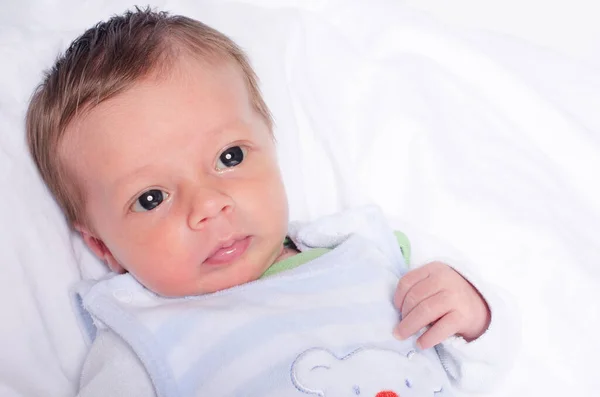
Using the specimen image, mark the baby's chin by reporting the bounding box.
[145,280,253,298]
[160,263,267,297]
[198,279,255,295]
[199,266,267,295]
[191,245,284,295]
[141,246,279,297]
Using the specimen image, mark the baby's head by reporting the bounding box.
[26,8,291,296]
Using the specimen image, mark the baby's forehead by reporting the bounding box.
[65,55,247,130]
[59,53,259,171]
[59,57,256,179]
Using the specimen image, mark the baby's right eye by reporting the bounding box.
[131,189,168,213]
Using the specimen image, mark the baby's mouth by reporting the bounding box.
[203,236,251,266]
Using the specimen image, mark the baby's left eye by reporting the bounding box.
[216,146,246,170]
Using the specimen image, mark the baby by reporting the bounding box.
[26,8,517,397]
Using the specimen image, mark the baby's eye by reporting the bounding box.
[216,146,246,170]
[131,189,168,212]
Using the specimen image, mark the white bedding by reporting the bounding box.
[1,0,599,396]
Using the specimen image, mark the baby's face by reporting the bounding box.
[63,56,289,296]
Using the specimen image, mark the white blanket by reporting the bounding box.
[1,0,598,396]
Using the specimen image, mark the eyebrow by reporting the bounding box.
[109,163,159,199]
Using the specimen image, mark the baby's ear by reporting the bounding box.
[74,224,125,274]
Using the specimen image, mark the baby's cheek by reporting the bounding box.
[134,260,195,297]
[116,236,184,287]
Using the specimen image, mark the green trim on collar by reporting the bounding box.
[261,231,411,279]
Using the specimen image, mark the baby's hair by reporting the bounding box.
[26,6,272,227]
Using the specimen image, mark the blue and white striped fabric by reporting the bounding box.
[76,206,454,397]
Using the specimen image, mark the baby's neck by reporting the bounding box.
[273,245,299,264]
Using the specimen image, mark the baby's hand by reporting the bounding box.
[393,261,491,349]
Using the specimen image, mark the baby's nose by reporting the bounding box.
[188,188,234,229]
[375,391,398,397]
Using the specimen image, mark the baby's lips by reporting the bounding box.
[202,236,251,266]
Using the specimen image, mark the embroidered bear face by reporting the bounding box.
[291,347,444,396]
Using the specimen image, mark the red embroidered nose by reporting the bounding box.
[375,391,398,397]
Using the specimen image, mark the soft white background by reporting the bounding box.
[407,0,600,67]
[1,0,599,396]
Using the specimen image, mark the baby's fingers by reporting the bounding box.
[398,275,443,318]
[417,311,461,349]
[394,290,450,341]
[394,266,430,312]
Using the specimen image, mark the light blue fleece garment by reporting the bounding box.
[74,206,453,397]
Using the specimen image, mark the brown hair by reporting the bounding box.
[26,7,272,227]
